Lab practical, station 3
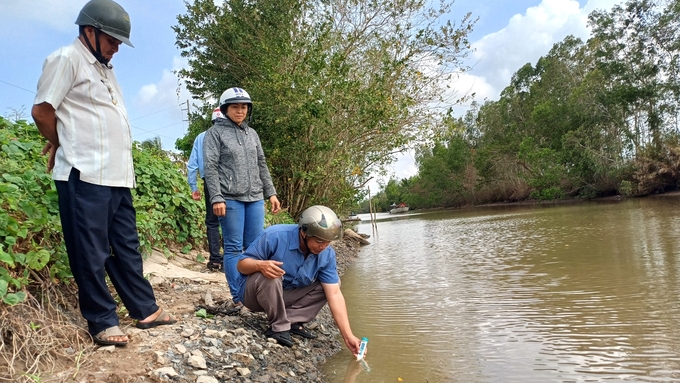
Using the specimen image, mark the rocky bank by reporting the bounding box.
[49,229,367,383]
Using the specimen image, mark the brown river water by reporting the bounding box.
[323,195,680,383]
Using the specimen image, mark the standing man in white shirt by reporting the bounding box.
[31,0,176,347]
[187,108,225,271]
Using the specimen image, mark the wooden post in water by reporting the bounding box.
[368,187,378,241]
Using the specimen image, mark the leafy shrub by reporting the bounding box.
[618,180,635,197]
[0,117,67,305]
[131,145,205,255]
[529,186,564,200]
[0,117,207,306]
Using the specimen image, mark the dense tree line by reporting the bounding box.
[366,0,680,212]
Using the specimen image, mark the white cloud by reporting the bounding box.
[469,0,584,99]
[3,0,82,33]
[129,56,204,149]
[583,0,626,14]
[450,0,626,109]
[136,57,196,107]
[366,149,419,194]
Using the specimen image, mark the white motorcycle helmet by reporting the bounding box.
[219,87,252,116]
[211,107,224,123]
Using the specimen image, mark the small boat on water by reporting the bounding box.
[343,212,361,222]
[389,203,409,214]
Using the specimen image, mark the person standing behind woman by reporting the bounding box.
[203,87,281,304]
[187,108,225,271]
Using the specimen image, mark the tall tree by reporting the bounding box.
[589,0,678,154]
[174,0,475,216]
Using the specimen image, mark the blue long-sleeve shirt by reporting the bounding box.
[236,224,339,303]
[187,132,206,193]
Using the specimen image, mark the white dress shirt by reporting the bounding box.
[34,38,135,188]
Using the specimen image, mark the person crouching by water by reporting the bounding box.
[203,87,281,306]
[236,205,363,357]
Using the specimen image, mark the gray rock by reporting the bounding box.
[188,354,207,369]
[154,351,167,364]
[232,352,255,365]
[204,346,222,356]
[152,366,178,378]
[97,345,116,353]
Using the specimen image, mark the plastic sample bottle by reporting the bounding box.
[356,337,368,361]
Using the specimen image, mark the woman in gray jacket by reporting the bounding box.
[203,87,281,304]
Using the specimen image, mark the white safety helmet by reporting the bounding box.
[219,87,252,115]
[211,107,224,123]
[298,205,343,242]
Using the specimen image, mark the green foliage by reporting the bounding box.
[131,145,205,256]
[195,308,214,319]
[411,130,474,208]
[0,117,68,305]
[0,117,208,307]
[529,187,564,201]
[265,207,295,226]
[618,180,635,197]
[518,137,566,199]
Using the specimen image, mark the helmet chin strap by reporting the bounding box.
[300,230,311,256]
[81,27,110,66]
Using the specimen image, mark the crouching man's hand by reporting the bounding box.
[238,258,284,278]
[344,334,362,357]
[258,260,285,279]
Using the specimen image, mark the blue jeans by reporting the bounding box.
[219,199,265,303]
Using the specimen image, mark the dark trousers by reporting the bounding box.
[203,180,222,263]
[55,168,158,336]
[243,273,328,332]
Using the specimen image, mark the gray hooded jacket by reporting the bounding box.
[203,118,277,205]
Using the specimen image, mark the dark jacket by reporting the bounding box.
[203,118,277,205]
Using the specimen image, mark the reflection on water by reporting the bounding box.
[323,197,680,382]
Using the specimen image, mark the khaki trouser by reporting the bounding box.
[243,273,327,332]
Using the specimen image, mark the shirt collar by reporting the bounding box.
[74,37,114,69]
[288,226,302,252]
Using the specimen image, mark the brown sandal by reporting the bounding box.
[93,326,128,347]
[136,308,177,329]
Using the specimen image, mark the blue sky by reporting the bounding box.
[0,0,624,187]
